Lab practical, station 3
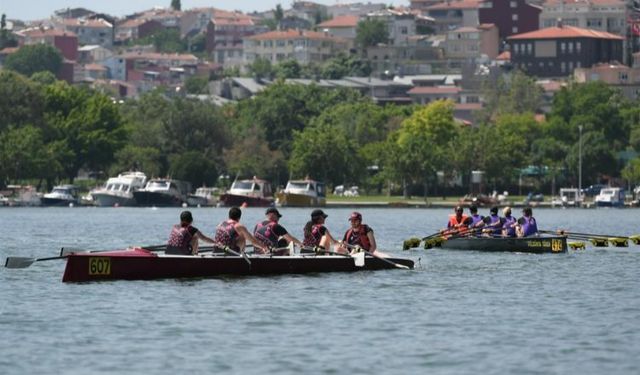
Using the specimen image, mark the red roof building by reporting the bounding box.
[507,24,623,77]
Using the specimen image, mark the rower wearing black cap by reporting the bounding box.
[253,207,302,255]
[302,209,338,253]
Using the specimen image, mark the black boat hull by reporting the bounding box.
[440,236,567,253]
[133,191,184,207]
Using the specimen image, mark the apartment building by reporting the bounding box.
[539,0,626,36]
[328,2,386,18]
[317,15,360,39]
[54,18,113,48]
[206,11,267,68]
[508,23,623,77]
[115,18,163,44]
[425,0,480,33]
[366,9,418,46]
[444,23,500,61]
[478,0,542,40]
[244,29,348,65]
[574,62,640,100]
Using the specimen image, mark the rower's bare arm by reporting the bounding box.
[236,225,265,251]
[198,232,216,244]
[285,233,303,246]
[368,232,377,252]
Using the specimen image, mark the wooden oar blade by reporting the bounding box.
[5,257,37,269]
[353,251,365,267]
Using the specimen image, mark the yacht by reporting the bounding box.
[275,179,326,207]
[187,187,218,207]
[133,178,191,207]
[91,171,148,207]
[41,185,81,206]
[219,177,274,207]
[595,187,625,207]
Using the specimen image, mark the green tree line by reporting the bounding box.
[1,67,640,195]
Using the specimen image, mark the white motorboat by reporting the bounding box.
[595,187,625,207]
[133,178,191,207]
[187,187,218,207]
[276,179,326,207]
[41,185,80,206]
[91,171,148,207]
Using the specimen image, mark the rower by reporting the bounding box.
[214,206,266,254]
[338,211,377,254]
[302,209,338,254]
[442,205,471,238]
[515,207,538,237]
[481,206,503,237]
[501,206,517,238]
[253,207,302,255]
[166,210,216,255]
[468,205,484,235]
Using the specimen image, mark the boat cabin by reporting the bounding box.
[595,187,625,207]
[228,178,273,198]
[284,180,326,198]
[555,188,580,207]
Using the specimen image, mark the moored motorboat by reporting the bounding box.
[187,187,218,207]
[438,235,567,253]
[60,248,414,282]
[91,171,147,207]
[219,177,274,207]
[595,187,625,207]
[41,185,81,206]
[133,178,191,207]
[275,179,326,207]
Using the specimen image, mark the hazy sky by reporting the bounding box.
[0,0,408,21]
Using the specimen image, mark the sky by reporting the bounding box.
[0,0,408,21]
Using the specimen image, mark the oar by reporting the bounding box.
[540,230,635,247]
[300,246,365,267]
[207,244,252,268]
[5,254,69,269]
[342,243,410,270]
[403,230,444,250]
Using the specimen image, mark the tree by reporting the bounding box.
[184,75,209,94]
[171,0,181,11]
[168,151,218,188]
[248,57,273,80]
[355,19,388,48]
[274,59,302,79]
[0,126,49,185]
[321,54,372,79]
[4,44,63,77]
[289,122,362,186]
[0,70,45,133]
[274,4,284,24]
[0,14,17,49]
[479,69,543,121]
[223,127,285,180]
[391,100,458,198]
[110,145,163,178]
[622,157,640,188]
[43,82,127,181]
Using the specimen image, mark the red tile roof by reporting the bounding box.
[508,25,623,40]
[248,29,343,41]
[496,50,511,60]
[317,15,359,28]
[427,0,480,10]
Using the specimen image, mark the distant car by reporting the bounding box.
[526,192,544,202]
[582,184,606,197]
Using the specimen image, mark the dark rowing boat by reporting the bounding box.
[438,235,568,253]
[60,248,414,282]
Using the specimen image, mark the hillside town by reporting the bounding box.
[1,0,639,123]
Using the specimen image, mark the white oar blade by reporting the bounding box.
[353,252,365,267]
[5,257,36,269]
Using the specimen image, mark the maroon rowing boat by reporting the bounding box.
[61,248,414,282]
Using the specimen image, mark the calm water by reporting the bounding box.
[1,207,639,374]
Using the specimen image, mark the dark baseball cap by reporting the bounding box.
[265,207,282,217]
[349,212,362,221]
[311,209,328,218]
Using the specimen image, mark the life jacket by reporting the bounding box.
[303,224,325,247]
[167,224,194,253]
[470,214,484,226]
[344,224,372,251]
[448,214,469,228]
[214,219,239,250]
[447,214,469,237]
[502,216,517,237]
[485,214,502,236]
[254,220,279,248]
[520,216,538,237]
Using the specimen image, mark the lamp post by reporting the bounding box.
[578,125,583,206]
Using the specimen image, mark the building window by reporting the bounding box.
[576,61,581,68]
[512,26,518,34]
[527,43,532,54]
[400,26,408,35]
[568,61,573,71]
[576,42,582,53]
[561,62,566,73]
[568,42,573,53]
[510,1,517,8]
[514,44,519,54]
[619,72,628,81]
[512,14,518,21]
[549,61,554,67]
[561,42,566,53]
